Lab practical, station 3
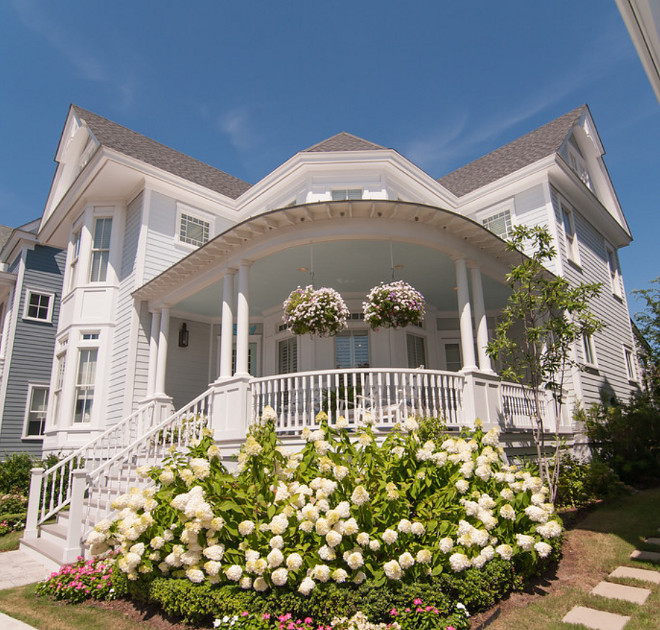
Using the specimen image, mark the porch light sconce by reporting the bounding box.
[178,323,189,348]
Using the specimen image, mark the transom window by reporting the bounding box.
[89,217,112,282]
[331,189,363,201]
[482,209,512,239]
[179,213,210,247]
[24,385,49,438]
[335,331,369,369]
[23,290,54,322]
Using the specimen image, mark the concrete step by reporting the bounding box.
[591,580,651,605]
[630,549,660,563]
[610,566,660,584]
[562,606,630,630]
[38,522,67,546]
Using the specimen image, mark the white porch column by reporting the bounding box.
[155,307,170,396]
[146,310,161,396]
[235,261,251,377]
[470,266,493,373]
[219,270,235,379]
[455,258,477,371]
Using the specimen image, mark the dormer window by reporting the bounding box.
[331,189,363,201]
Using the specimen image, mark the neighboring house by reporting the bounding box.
[616,0,660,104]
[21,104,641,567]
[0,220,65,457]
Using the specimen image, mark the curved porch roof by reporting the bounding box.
[133,200,522,310]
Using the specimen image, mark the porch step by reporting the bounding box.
[39,522,67,546]
[19,537,70,573]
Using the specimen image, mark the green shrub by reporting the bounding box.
[585,392,660,486]
[0,453,34,495]
[553,455,623,508]
[0,493,28,516]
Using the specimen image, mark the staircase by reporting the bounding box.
[20,389,214,570]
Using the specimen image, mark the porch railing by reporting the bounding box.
[251,368,464,431]
[500,382,553,431]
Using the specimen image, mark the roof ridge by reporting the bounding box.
[437,105,586,197]
[70,105,252,199]
[303,131,386,153]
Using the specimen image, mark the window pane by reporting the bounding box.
[90,251,109,282]
[27,293,50,320]
[180,213,209,247]
[407,334,426,368]
[335,332,369,369]
[445,343,462,372]
[482,210,512,239]
[26,386,49,437]
[93,218,112,249]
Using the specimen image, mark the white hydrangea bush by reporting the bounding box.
[88,411,562,595]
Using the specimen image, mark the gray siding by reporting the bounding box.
[106,194,142,424]
[551,187,636,406]
[0,246,65,456]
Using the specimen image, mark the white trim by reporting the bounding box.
[477,198,515,239]
[22,383,50,440]
[22,288,55,323]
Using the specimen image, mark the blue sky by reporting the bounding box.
[1,1,658,313]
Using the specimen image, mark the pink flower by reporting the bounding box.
[242,611,249,617]
[413,598,423,605]
[304,619,313,625]
[390,608,398,616]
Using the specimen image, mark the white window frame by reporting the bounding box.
[51,350,67,426]
[68,226,82,292]
[331,188,363,201]
[23,289,55,323]
[566,144,593,191]
[22,383,50,440]
[605,245,622,298]
[278,336,298,375]
[560,201,581,266]
[481,206,513,240]
[89,216,113,283]
[176,205,211,248]
[406,333,427,369]
[73,345,98,423]
[623,347,637,382]
[335,330,370,369]
[582,333,598,369]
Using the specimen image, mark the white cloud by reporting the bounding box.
[217,108,258,153]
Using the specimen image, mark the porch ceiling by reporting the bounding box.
[172,240,511,319]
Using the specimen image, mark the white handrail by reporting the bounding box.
[80,389,213,534]
[30,402,157,527]
[251,368,465,431]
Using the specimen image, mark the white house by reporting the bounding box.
[21,104,639,567]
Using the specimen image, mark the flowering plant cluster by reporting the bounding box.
[36,554,118,603]
[283,286,350,337]
[87,412,562,599]
[389,599,469,630]
[0,517,24,536]
[363,282,425,330]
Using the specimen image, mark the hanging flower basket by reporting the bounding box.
[283,285,350,337]
[363,280,426,330]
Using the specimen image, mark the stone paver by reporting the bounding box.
[562,606,630,630]
[630,549,660,563]
[644,537,660,546]
[610,566,660,584]
[0,612,38,629]
[591,580,651,604]
[0,550,52,589]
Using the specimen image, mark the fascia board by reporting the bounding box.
[549,160,632,247]
[0,270,17,287]
[1,232,39,265]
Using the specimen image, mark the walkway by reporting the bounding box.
[562,528,660,629]
[0,550,52,630]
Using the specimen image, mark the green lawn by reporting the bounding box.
[0,530,22,553]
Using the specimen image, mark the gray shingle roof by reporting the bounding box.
[437,106,587,197]
[71,106,252,200]
[0,226,13,252]
[303,132,386,152]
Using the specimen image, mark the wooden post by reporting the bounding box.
[24,467,44,539]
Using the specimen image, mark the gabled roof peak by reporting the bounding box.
[303,131,386,153]
[438,105,588,197]
[70,105,252,199]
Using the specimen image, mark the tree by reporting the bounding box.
[632,277,660,392]
[486,225,603,502]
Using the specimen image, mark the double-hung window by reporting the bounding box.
[335,331,369,369]
[582,333,597,368]
[624,347,636,381]
[23,385,49,438]
[606,247,622,298]
[23,290,54,322]
[407,334,426,368]
[561,203,580,264]
[68,228,81,291]
[89,217,112,282]
[74,348,97,423]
